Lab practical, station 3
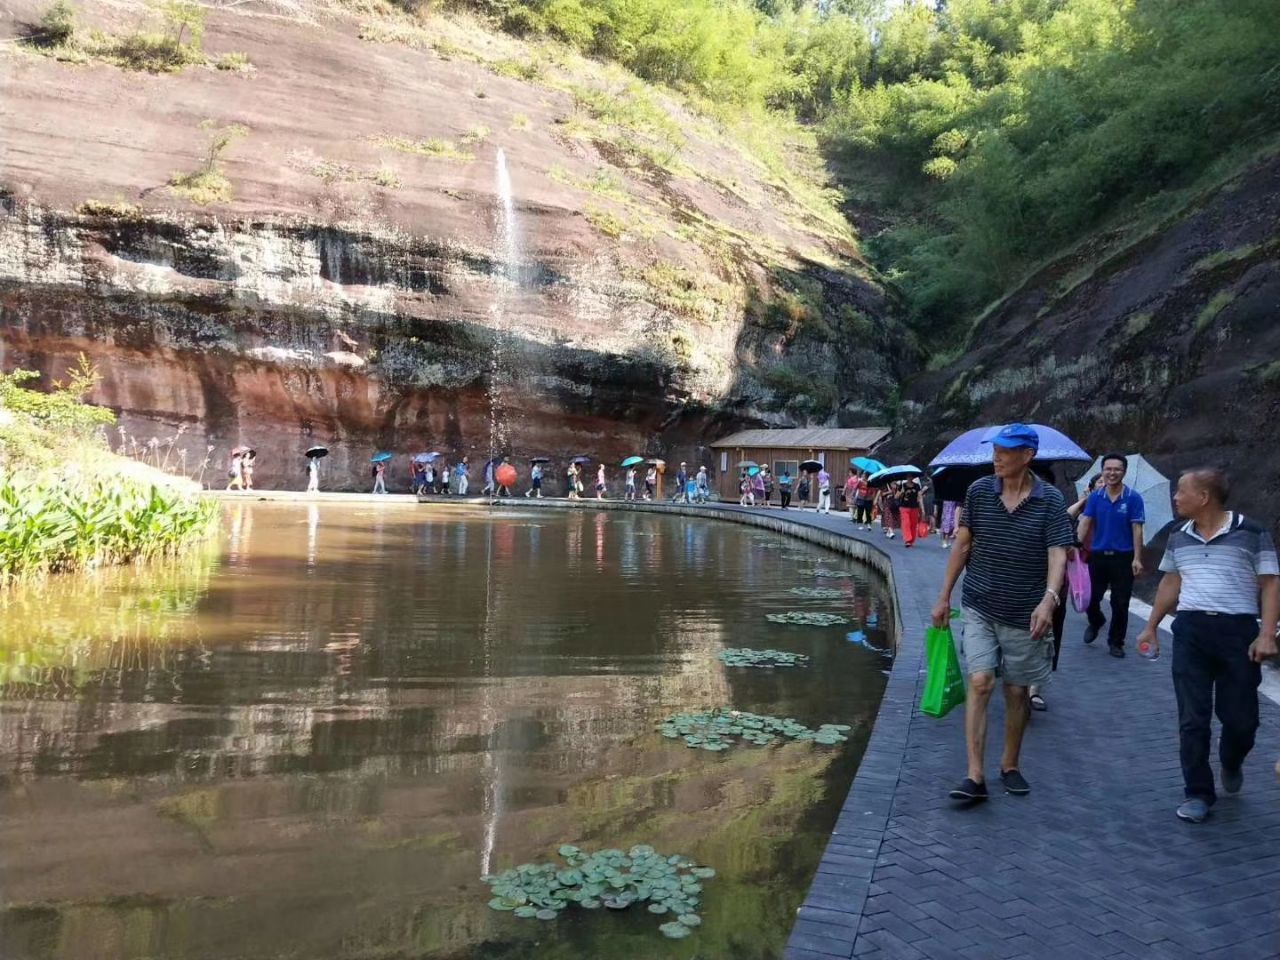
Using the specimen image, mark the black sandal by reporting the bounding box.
[1029,693,1047,711]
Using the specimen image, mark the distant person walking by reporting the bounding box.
[852,473,873,529]
[739,472,755,506]
[566,462,581,500]
[482,459,496,496]
[526,462,543,498]
[596,464,608,499]
[695,466,709,503]
[761,466,774,507]
[306,456,320,493]
[939,499,961,548]
[844,472,859,523]
[497,457,514,497]
[1077,453,1146,657]
[673,462,688,502]
[899,476,924,547]
[644,466,657,501]
[817,468,832,514]
[227,452,244,491]
[372,460,387,494]
[778,469,793,509]
[877,485,898,539]
[1136,469,1278,823]
[797,473,810,509]
[931,424,1073,803]
[625,466,637,500]
[753,468,767,507]
[242,451,255,490]
[456,457,470,496]
[438,461,451,495]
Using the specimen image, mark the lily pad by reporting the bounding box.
[660,921,692,939]
[658,708,851,752]
[766,611,850,626]
[789,586,846,598]
[678,913,702,927]
[718,647,811,668]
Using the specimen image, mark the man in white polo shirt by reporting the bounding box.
[1137,468,1279,823]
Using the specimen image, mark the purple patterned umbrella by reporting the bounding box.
[929,424,1090,467]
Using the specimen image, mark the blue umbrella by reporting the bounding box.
[867,464,923,487]
[851,456,886,474]
[414,451,440,463]
[747,466,761,477]
[620,456,645,467]
[929,424,1090,467]
[371,451,394,463]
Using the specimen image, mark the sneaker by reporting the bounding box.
[1109,645,1126,659]
[1000,769,1031,796]
[1176,798,1211,823]
[1222,766,1243,795]
[1083,625,1099,645]
[948,778,988,802]
[887,531,895,539]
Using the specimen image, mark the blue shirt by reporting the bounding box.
[1083,485,1145,553]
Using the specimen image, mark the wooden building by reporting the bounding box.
[708,427,891,502]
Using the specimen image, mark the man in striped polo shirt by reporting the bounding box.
[1136,468,1279,823]
[932,424,1075,802]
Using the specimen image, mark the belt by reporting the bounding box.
[1181,610,1256,618]
[1095,550,1134,557]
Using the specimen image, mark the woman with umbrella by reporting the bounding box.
[526,457,548,498]
[371,452,392,494]
[620,456,643,500]
[240,448,257,490]
[305,446,328,493]
[644,463,657,501]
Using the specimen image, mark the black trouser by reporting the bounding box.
[1171,612,1261,804]
[1086,550,1134,648]
[780,490,792,508]
[853,500,872,524]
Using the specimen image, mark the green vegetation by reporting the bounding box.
[28,0,247,73]
[169,120,246,205]
[0,362,216,584]
[1195,290,1236,332]
[765,611,849,626]
[483,845,712,936]
[659,709,851,750]
[583,204,627,238]
[371,134,474,161]
[718,648,810,668]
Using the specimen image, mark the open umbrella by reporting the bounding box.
[620,456,645,467]
[930,424,1090,466]
[799,459,823,473]
[747,466,761,477]
[231,445,256,458]
[530,456,551,464]
[1074,454,1172,544]
[571,455,592,465]
[414,452,440,463]
[306,445,329,459]
[851,456,886,474]
[371,451,394,463]
[738,460,759,469]
[646,458,666,467]
[868,464,923,487]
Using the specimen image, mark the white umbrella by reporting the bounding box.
[1075,454,1172,545]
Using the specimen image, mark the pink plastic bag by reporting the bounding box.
[1067,553,1091,613]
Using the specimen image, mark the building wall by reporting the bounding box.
[711,447,872,502]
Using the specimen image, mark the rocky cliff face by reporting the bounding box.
[889,150,1280,534]
[0,0,911,489]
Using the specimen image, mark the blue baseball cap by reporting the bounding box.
[983,423,1040,451]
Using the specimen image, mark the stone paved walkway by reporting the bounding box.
[685,505,1280,960]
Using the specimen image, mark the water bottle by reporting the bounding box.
[1138,639,1159,660]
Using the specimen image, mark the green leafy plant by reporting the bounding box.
[169,120,246,205]
[659,708,851,749]
[718,648,810,668]
[765,611,850,626]
[484,844,713,937]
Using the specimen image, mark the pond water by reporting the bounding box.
[0,503,893,960]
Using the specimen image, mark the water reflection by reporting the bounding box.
[0,505,892,960]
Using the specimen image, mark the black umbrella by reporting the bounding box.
[530,456,551,464]
[800,459,823,473]
[932,462,1059,502]
[306,445,329,459]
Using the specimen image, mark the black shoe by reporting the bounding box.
[1000,769,1031,795]
[1083,625,1100,645]
[948,778,988,802]
[1109,645,1126,658]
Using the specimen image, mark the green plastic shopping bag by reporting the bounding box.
[921,625,966,718]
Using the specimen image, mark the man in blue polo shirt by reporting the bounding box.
[1077,453,1145,657]
[1136,468,1278,823]
[932,424,1074,802]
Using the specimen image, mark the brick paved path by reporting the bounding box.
[700,505,1280,960]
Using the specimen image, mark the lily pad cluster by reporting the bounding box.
[484,844,712,938]
[807,568,854,579]
[659,708,850,749]
[788,587,846,599]
[766,611,850,626]
[718,647,810,668]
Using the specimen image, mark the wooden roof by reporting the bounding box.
[710,428,891,450]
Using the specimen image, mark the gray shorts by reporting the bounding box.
[960,607,1053,688]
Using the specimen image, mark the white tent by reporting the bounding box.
[1075,454,1172,545]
